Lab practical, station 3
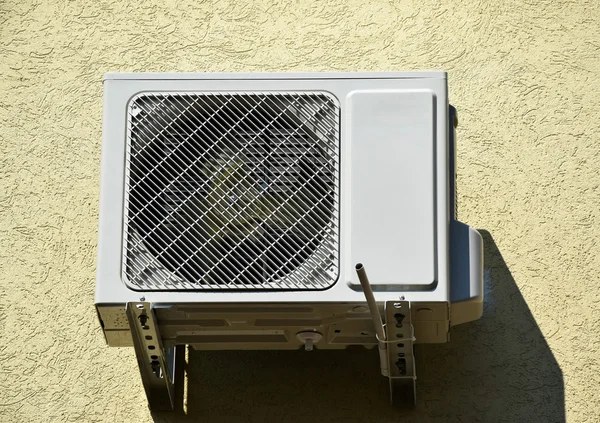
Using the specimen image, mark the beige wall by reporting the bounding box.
[1,0,599,421]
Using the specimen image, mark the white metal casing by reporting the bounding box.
[96,72,456,307]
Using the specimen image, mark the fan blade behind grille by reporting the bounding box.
[123,92,340,290]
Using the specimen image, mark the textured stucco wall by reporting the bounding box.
[1,0,599,422]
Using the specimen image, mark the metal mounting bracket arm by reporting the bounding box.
[385,300,417,407]
[354,264,417,406]
[126,302,178,411]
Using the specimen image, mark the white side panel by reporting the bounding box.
[348,90,436,287]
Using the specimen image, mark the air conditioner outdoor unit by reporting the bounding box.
[96,72,483,410]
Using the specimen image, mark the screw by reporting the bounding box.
[399,296,405,300]
[140,297,146,301]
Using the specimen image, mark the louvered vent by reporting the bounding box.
[123,92,340,290]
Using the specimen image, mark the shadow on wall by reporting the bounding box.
[152,231,564,423]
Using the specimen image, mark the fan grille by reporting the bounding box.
[122,92,340,290]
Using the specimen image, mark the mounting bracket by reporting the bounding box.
[126,302,179,411]
[385,300,417,407]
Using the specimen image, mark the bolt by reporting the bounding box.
[150,360,161,377]
[399,296,405,300]
[140,297,145,301]
[396,359,407,375]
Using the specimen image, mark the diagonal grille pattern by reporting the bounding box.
[123,92,340,290]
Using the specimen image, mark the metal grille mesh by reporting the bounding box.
[123,92,340,290]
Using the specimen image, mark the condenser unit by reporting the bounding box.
[96,72,483,409]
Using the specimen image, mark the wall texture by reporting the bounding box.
[1,0,599,422]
